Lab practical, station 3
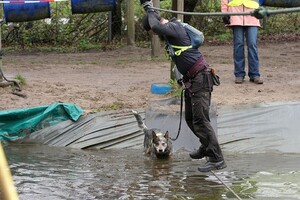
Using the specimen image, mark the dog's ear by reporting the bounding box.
[152,131,158,142]
[164,131,170,139]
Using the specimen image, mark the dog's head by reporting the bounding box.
[152,131,172,159]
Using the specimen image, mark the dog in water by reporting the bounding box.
[132,110,172,159]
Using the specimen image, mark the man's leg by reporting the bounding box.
[185,89,207,159]
[191,91,226,172]
[190,91,223,162]
[188,72,226,172]
[185,89,195,133]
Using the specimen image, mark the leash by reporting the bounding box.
[171,88,185,141]
[210,170,245,200]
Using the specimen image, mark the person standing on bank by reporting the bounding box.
[140,0,226,172]
[221,0,263,84]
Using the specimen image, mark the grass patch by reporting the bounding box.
[102,101,125,111]
[14,74,27,86]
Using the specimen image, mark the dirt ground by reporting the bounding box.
[0,40,299,114]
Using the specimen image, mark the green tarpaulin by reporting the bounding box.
[0,102,84,141]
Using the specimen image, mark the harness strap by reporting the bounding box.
[172,45,193,56]
[183,56,208,80]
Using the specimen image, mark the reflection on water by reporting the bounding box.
[3,143,300,200]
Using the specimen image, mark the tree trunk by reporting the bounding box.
[111,0,122,39]
[172,0,199,23]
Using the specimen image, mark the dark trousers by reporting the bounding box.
[184,71,224,162]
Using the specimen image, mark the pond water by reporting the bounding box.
[3,143,300,200]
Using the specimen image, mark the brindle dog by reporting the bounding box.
[132,110,173,159]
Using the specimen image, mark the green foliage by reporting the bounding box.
[76,39,102,51]
[89,101,125,113]
[14,74,27,86]
[106,101,125,110]
[263,12,300,32]
[2,1,111,48]
[168,79,183,98]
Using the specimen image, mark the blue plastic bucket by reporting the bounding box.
[151,83,172,95]
[71,0,116,14]
[3,3,50,23]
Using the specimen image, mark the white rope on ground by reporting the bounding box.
[210,170,243,200]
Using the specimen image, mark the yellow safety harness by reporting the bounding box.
[228,0,259,9]
[172,45,193,56]
[164,21,204,57]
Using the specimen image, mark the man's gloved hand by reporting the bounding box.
[140,0,153,12]
[222,15,230,25]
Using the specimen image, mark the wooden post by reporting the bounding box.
[127,0,135,45]
[151,0,161,58]
[177,0,184,22]
[170,0,184,80]
[108,11,112,42]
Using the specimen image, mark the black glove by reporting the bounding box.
[140,0,153,12]
[222,15,230,25]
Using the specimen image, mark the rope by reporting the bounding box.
[153,6,252,16]
[210,170,243,200]
[151,6,300,18]
[267,7,300,14]
[0,20,27,98]
[0,62,27,98]
[171,88,185,141]
[0,66,22,90]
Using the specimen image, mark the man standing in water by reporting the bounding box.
[140,0,226,172]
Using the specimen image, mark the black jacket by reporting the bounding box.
[147,11,202,75]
